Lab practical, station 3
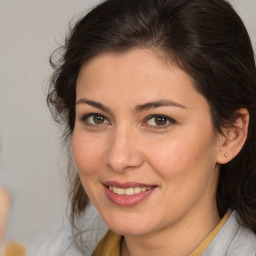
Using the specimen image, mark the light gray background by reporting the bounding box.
[0,0,255,247]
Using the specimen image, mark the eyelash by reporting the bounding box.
[143,114,177,129]
[80,113,177,129]
[80,113,110,127]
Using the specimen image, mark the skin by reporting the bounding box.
[72,49,229,256]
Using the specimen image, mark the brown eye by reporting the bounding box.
[154,116,168,126]
[145,115,176,129]
[93,114,106,124]
[81,113,110,126]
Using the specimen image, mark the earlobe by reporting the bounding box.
[216,108,249,164]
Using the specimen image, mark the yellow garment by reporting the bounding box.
[4,241,26,256]
[92,211,231,256]
[92,231,122,256]
[189,211,231,256]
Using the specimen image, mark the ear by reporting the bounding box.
[216,108,249,164]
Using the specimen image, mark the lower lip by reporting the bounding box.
[104,186,156,207]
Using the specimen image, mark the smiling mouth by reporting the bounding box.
[104,182,157,206]
[108,186,153,196]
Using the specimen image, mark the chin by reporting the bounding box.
[111,226,148,236]
[104,214,153,236]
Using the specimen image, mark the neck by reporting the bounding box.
[121,204,220,256]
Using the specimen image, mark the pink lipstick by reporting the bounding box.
[103,181,157,207]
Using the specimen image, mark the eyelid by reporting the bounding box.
[79,112,176,129]
[80,113,111,126]
[143,114,177,129]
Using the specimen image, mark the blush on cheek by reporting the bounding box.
[72,136,105,175]
[150,143,186,173]
[150,141,204,181]
[73,151,97,175]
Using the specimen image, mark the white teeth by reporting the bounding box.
[141,187,147,192]
[116,188,125,195]
[109,186,153,195]
[134,187,142,194]
[124,187,134,195]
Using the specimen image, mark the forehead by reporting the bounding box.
[76,49,208,112]
[77,49,193,90]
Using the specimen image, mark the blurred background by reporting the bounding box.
[0,0,255,249]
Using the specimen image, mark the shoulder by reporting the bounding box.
[27,205,108,256]
[203,211,256,256]
[228,216,256,256]
[27,227,80,256]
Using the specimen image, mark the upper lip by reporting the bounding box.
[103,181,157,188]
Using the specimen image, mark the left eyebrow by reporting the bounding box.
[135,100,187,112]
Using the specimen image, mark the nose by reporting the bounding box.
[105,127,144,173]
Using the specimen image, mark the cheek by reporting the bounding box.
[146,140,191,178]
[72,131,106,175]
[72,131,108,203]
[144,131,216,179]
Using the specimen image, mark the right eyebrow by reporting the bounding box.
[76,98,113,115]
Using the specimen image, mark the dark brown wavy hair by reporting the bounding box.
[48,0,256,249]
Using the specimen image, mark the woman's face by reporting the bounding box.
[72,49,222,236]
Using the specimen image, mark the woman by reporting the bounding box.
[47,0,256,255]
